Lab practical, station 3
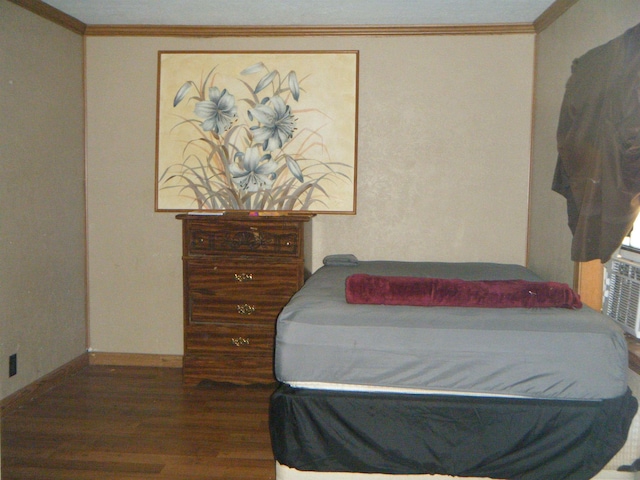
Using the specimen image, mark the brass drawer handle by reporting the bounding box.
[236,304,255,315]
[234,273,254,282]
[231,337,250,347]
[191,236,206,248]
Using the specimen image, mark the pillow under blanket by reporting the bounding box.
[345,274,582,309]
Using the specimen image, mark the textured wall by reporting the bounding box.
[85,34,534,355]
[528,0,640,285]
[0,0,86,399]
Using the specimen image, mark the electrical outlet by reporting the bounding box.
[9,353,17,377]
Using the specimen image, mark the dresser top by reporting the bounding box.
[176,213,314,223]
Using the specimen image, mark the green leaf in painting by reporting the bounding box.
[285,155,304,182]
[241,62,266,75]
[254,70,277,94]
[288,71,300,101]
[173,81,192,107]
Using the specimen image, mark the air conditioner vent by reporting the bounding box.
[603,257,640,338]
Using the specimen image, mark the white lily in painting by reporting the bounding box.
[249,96,296,151]
[229,146,278,192]
[194,87,237,135]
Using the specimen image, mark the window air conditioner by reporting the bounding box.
[603,252,640,339]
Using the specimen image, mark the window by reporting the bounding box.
[620,216,640,263]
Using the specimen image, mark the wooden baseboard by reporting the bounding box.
[1,352,183,417]
[89,352,183,368]
[1,352,90,417]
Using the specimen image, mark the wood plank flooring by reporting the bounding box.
[1,365,276,479]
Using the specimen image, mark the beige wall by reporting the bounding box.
[3,2,640,472]
[9,0,639,389]
[0,0,86,399]
[85,34,535,355]
[528,0,640,285]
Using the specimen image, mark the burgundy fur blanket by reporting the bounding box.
[345,274,582,309]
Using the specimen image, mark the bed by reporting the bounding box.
[269,257,638,480]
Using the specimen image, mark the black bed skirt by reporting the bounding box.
[270,384,637,480]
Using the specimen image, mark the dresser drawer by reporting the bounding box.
[185,259,302,297]
[186,220,302,257]
[177,214,312,385]
[188,293,291,325]
[183,353,275,385]
[185,324,274,355]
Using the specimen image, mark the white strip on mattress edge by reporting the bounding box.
[284,381,534,399]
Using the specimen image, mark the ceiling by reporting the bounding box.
[39,0,558,26]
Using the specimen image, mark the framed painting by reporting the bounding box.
[155,50,358,213]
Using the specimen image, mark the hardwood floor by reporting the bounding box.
[1,365,276,479]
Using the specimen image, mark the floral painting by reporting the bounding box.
[155,51,358,213]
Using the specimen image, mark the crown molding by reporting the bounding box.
[15,0,574,38]
[10,0,575,38]
[533,0,579,33]
[83,23,535,37]
[8,0,86,34]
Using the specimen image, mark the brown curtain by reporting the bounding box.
[553,22,640,263]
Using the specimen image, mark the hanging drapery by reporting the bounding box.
[553,22,640,263]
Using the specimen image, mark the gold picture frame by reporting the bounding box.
[155,50,358,213]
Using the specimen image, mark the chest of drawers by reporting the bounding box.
[177,214,312,385]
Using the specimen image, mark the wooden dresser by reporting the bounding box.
[177,213,312,385]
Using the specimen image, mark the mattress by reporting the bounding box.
[274,261,629,400]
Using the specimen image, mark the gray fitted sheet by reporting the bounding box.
[274,261,630,400]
